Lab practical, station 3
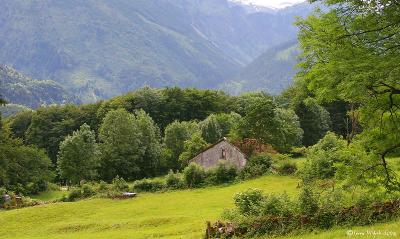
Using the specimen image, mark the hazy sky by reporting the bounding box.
[233,0,306,9]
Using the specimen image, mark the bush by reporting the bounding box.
[207,162,237,185]
[217,187,400,238]
[290,147,306,158]
[165,170,185,189]
[67,184,97,201]
[275,160,297,175]
[26,180,48,195]
[82,184,96,198]
[183,163,206,188]
[261,193,294,218]
[298,186,318,216]
[46,182,60,191]
[132,179,165,192]
[68,188,83,202]
[233,188,264,216]
[98,180,109,192]
[9,183,28,196]
[215,162,237,184]
[239,153,272,179]
[0,187,7,206]
[112,176,129,192]
[301,132,347,182]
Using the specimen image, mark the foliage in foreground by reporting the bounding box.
[214,187,400,238]
[297,0,400,190]
[300,132,399,193]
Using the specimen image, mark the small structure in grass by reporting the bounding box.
[2,194,11,203]
[110,192,137,200]
[122,192,137,198]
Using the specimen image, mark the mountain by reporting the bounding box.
[0,0,314,101]
[0,65,80,108]
[0,104,31,118]
[224,40,299,95]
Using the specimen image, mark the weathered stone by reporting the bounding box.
[190,138,247,170]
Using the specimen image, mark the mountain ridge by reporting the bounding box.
[0,65,80,108]
[0,0,314,102]
[224,40,299,95]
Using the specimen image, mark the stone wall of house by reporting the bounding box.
[190,140,247,169]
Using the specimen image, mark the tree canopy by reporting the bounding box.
[297,0,400,189]
[99,109,142,181]
[57,124,100,184]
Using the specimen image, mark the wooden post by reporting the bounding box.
[205,221,211,239]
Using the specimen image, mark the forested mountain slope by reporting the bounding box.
[0,0,314,101]
[0,65,79,108]
[225,40,299,94]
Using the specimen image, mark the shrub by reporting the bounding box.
[67,184,97,201]
[275,160,297,175]
[112,176,129,192]
[46,182,60,191]
[82,184,96,198]
[290,146,306,158]
[301,132,347,182]
[214,162,237,184]
[68,188,83,202]
[132,179,165,192]
[19,196,40,208]
[233,188,264,216]
[216,187,400,238]
[26,180,48,195]
[165,170,185,189]
[272,154,297,175]
[60,194,69,202]
[298,186,318,216]
[261,193,294,217]
[9,183,27,196]
[98,180,109,192]
[239,153,272,179]
[206,162,237,185]
[183,163,206,188]
[0,187,7,206]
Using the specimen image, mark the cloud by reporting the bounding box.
[232,0,306,9]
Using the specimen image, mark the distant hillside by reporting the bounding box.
[223,40,300,95]
[0,65,79,108]
[0,104,31,118]
[0,0,314,101]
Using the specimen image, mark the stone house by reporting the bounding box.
[190,138,247,170]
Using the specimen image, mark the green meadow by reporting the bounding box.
[1,171,400,239]
[1,175,298,239]
[2,158,400,239]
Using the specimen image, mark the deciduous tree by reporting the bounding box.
[57,124,100,184]
[99,109,142,181]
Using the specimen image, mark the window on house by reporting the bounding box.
[221,149,226,159]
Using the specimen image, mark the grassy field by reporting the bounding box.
[1,158,399,239]
[30,190,68,201]
[0,175,300,239]
[279,220,400,239]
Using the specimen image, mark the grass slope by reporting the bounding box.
[2,165,400,239]
[0,175,299,239]
[30,191,68,202]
